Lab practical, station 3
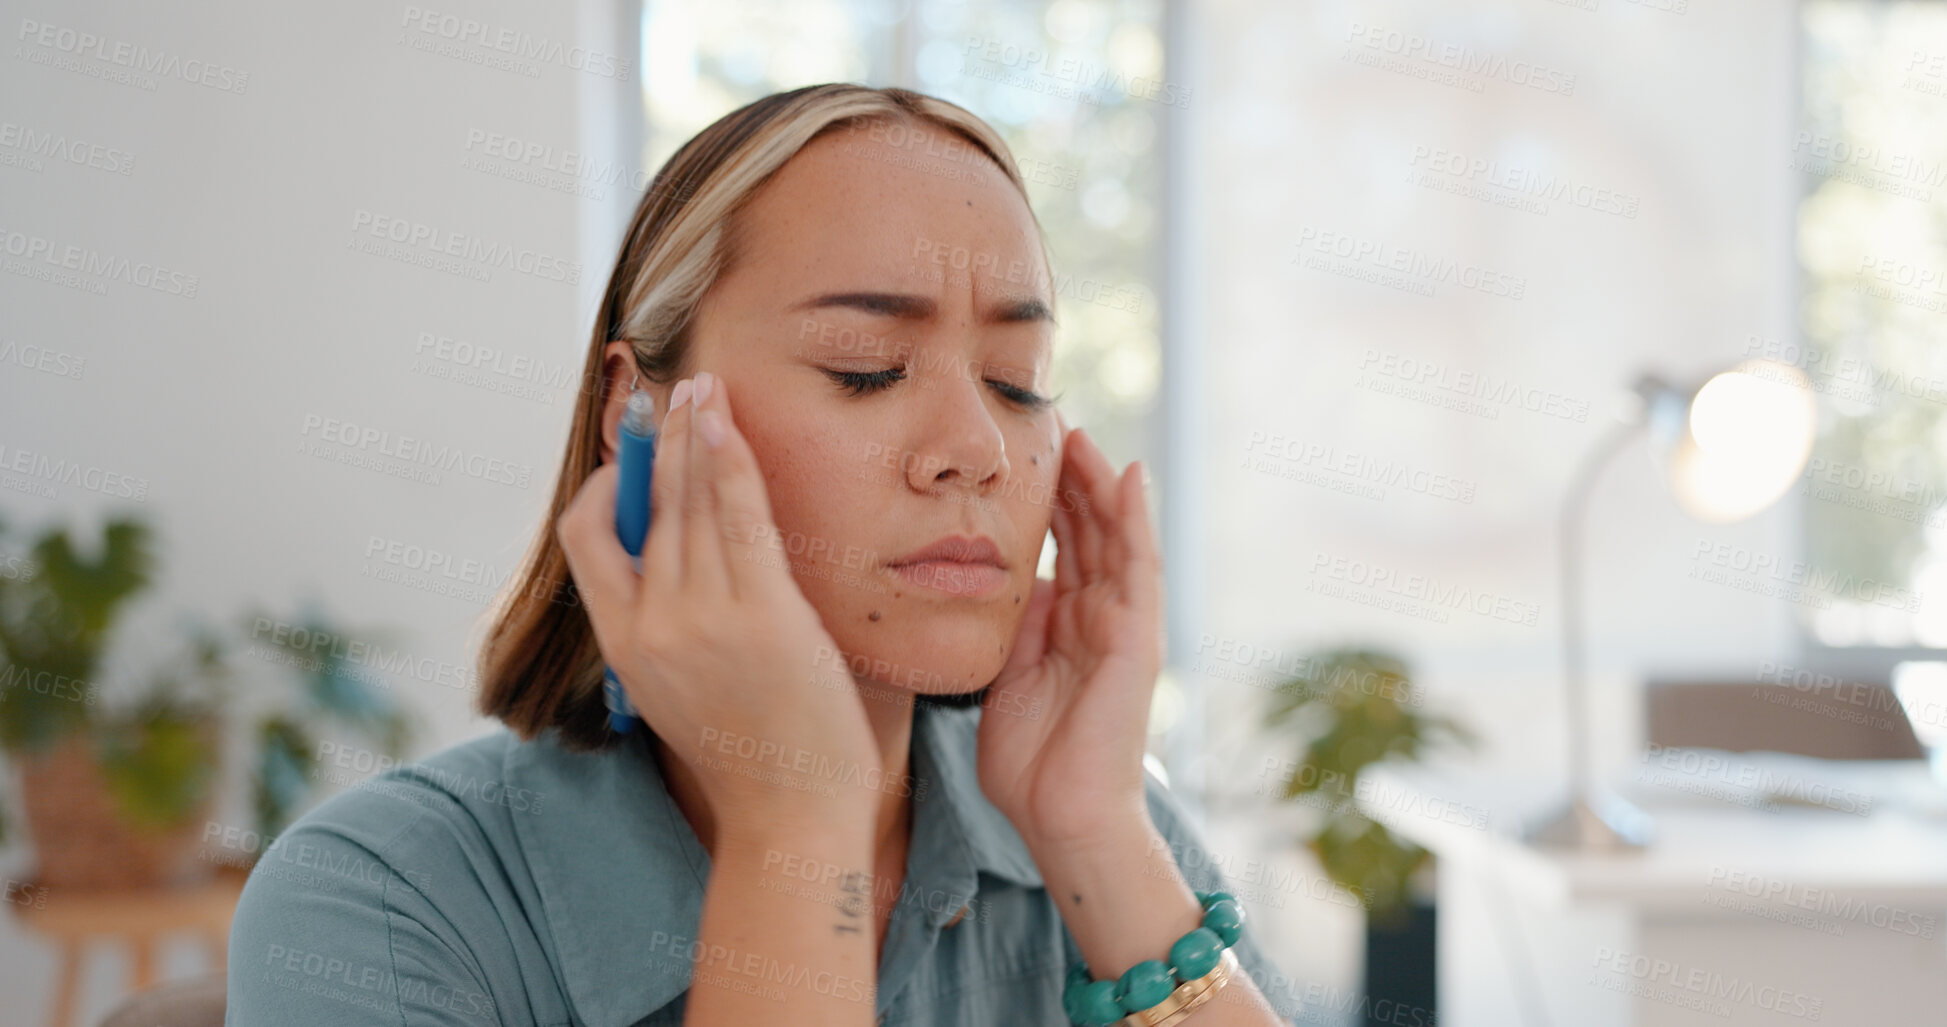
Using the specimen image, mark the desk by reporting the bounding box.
[1359,756,1947,1026]
[7,869,245,1027]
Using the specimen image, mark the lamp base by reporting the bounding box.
[1523,791,1654,851]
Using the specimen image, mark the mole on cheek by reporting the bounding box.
[869,610,882,621]
[1014,593,1021,605]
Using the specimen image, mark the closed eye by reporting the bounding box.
[988,378,1053,410]
[824,367,906,396]
[822,366,1056,409]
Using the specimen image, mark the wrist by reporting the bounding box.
[714,807,880,909]
[1016,790,1152,858]
[718,797,878,851]
[1033,817,1205,980]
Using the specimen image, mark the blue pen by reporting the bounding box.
[604,387,657,733]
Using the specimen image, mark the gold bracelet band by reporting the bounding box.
[1117,948,1239,1027]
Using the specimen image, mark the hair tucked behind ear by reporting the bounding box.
[473,84,1044,751]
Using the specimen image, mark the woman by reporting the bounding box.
[227,83,1294,1027]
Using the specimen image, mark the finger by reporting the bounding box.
[554,463,637,662]
[1116,461,1167,673]
[1099,461,1138,578]
[1050,487,1083,592]
[1070,427,1127,544]
[682,372,730,598]
[1117,461,1161,612]
[704,380,791,599]
[1058,429,1105,580]
[1076,428,1136,578]
[642,377,694,596]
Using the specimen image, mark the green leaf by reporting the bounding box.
[96,705,216,831]
[255,717,314,840]
[29,516,155,639]
[1308,816,1429,922]
[236,602,419,842]
[0,515,156,753]
[1261,645,1469,921]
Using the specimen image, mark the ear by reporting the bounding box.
[597,340,663,465]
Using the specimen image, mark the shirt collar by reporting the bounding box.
[505,700,1042,1027]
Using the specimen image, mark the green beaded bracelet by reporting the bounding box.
[1061,890,1247,1026]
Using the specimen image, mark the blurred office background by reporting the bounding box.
[4,0,1946,1024]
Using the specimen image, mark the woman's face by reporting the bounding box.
[615,120,1062,699]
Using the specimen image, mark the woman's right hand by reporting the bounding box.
[556,370,882,835]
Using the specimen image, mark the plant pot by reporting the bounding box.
[17,733,216,892]
[1363,894,1437,1027]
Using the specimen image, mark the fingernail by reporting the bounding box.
[671,378,694,410]
[697,408,725,448]
[694,370,715,405]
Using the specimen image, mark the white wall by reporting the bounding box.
[0,0,638,1020]
[1183,0,1803,1017]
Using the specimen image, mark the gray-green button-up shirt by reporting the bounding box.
[225,701,1300,1025]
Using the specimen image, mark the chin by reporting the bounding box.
[810,582,1014,688]
[835,618,1009,688]
[824,611,1043,721]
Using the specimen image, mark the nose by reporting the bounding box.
[902,354,1008,498]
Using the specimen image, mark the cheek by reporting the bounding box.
[735,410,888,601]
[744,434,868,563]
[1008,430,1062,567]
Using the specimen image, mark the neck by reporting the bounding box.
[654,680,920,862]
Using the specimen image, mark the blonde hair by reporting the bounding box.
[476,84,1045,751]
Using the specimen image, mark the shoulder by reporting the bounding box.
[349,729,553,829]
[226,729,567,1026]
[256,728,536,893]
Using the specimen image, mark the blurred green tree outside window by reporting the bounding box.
[1798,2,1947,648]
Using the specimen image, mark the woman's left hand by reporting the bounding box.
[977,420,1166,853]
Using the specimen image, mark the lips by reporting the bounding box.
[888,534,1006,569]
[887,534,1006,597]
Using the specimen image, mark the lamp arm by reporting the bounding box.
[1559,417,1646,802]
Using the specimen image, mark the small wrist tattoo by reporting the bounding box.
[834,869,872,936]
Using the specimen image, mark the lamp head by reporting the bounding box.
[1636,360,1817,523]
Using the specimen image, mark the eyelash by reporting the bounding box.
[822,367,1053,410]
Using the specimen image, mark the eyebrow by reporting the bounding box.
[792,291,1055,325]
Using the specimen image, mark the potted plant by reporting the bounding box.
[0,511,414,890]
[1260,646,1472,1026]
[236,600,415,846]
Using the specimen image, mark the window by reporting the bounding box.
[1797,1,1947,663]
